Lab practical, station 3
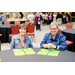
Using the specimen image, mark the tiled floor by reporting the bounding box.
[1,23,75,51]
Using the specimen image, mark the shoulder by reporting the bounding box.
[25,35,31,40]
[44,32,51,37]
[12,34,20,40]
[57,32,65,39]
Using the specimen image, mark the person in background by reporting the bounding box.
[40,12,42,16]
[56,12,62,25]
[31,12,35,23]
[27,12,34,23]
[45,12,48,25]
[10,23,33,49]
[62,12,66,24]
[68,13,71,22]
[49,13,53,24]
[40,21,67,51]
[66,13,69,23]
[19,12,24,19]
[35,12,42,31]
[6,12,10,18]
[12,12,16,18]
[39,12,43,25]
[42,12,45,24]
[47,12,50,25]
[0,12,6,24]
[53,12,57,22]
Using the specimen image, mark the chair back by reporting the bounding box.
[25,22,30,25]
[58,29,62,34]
[11,25,19,34]
[4,21,10,24]
[15,21,20,25]
[66,23,72,29]
[27,24,35,33]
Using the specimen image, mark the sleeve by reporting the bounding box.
[40,33,47,48]
[35,16,37,24]
[59,35,67,51]
[10,37,15,49]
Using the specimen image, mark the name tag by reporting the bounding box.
[38,21,40,24]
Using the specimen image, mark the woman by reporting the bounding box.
[6,12,10,18]
[19,12,24,19]
[1,13,6,24]
[11,24,33,49]
[45,12,48,25]
[40,21,67,51]
[35,12,42,31]
[66,13,69,23]
[53,12,57,22]
[49,13,52,24]
[62,12,66,24]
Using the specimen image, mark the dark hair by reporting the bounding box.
[0,12,3,14]
[19,23,27,30]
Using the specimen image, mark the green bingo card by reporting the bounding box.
[48,49,60,56]
[37,48,49,55]
[37,48,60,56]
[23,48,36,55]
[0,59,1,62]
[13,49,25,56]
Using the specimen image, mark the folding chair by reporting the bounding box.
[9,25,19,38]
[26,24,35,42]
[4,21,10,24]
[66,23,72,29]
[25,22,30,25]
[58,29,73,45]
[15,21,20,25]
[0,34,2,51]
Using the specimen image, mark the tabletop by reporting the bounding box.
[0,24,20,28]
[62,29,75,34]
[0,48,75,62]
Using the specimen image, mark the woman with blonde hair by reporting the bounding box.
[35,12,42,31]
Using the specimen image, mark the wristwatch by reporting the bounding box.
[56,46,58,49]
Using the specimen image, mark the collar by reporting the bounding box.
[49,32,59,41]
[17,33,28,40]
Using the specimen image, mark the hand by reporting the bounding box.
[47,43,56,48]
[43,44,48,48]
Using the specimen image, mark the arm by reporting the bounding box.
[35,16,38,24]
[59,35,67,51]
[10,37,15,49]
[40,33,48,48]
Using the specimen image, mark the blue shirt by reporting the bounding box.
[10,34,33,49]
[1,14,6,22]
[40,32,67,51]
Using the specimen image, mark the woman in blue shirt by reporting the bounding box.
[40,21,67,51]
[1,12,6,24]
[11,24,33,49]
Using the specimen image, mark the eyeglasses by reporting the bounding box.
[50,28,57,30]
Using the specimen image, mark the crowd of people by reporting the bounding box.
[27,12,71,31]
[0,12,71,29]
[0,12,24,24]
